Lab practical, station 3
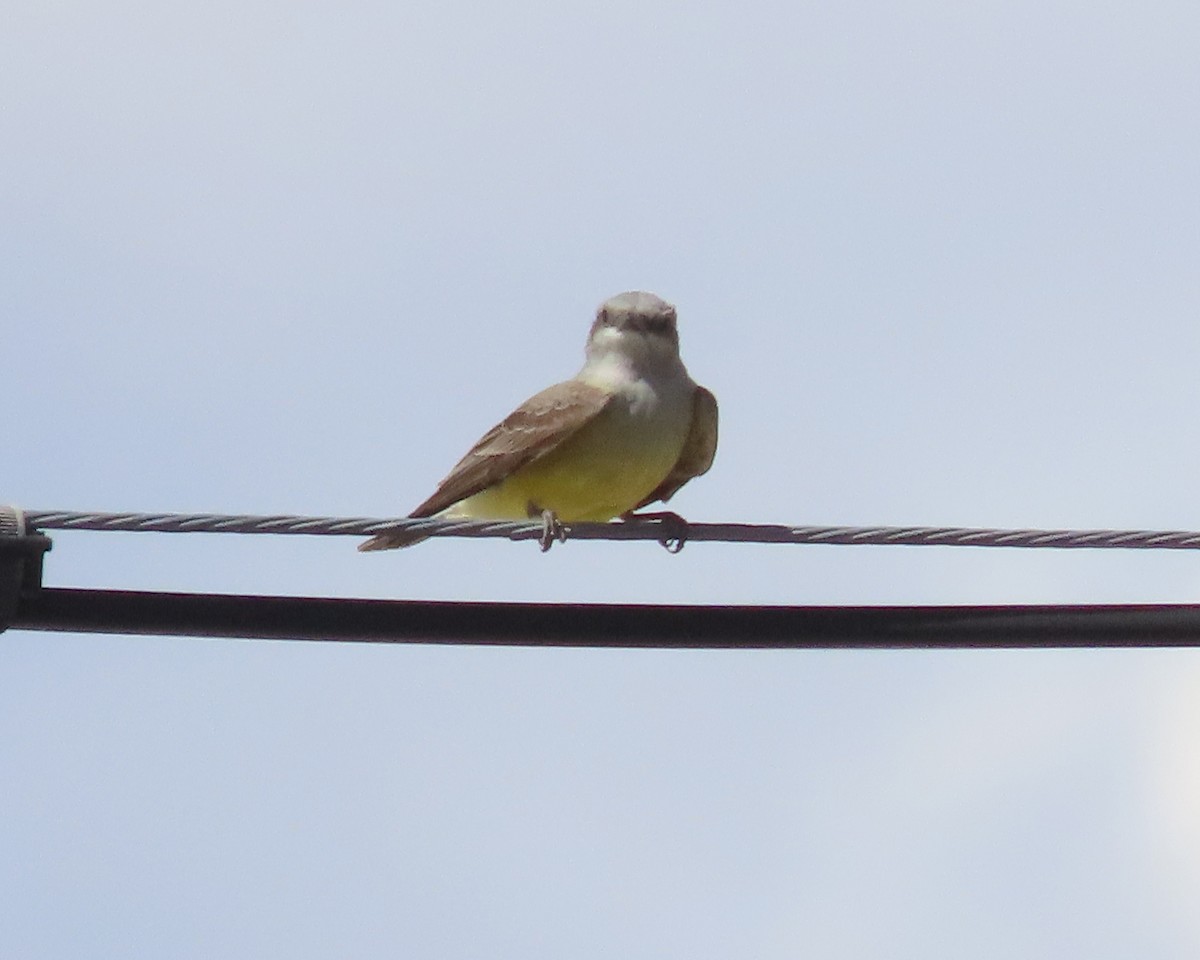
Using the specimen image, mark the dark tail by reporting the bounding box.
[358,530,430,551]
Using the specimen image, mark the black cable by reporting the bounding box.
[12,588,1200,647]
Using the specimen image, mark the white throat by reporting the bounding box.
[583,326,686,383]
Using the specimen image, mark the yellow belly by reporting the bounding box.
[449,403,688,522]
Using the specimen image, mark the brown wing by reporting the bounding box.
[635,385,719,509]
[409,379,614,517]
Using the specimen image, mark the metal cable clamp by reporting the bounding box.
[0,505,52,633]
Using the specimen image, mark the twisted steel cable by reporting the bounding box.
[15,507,1200,551]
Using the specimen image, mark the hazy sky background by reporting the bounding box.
[4,0,1200,956]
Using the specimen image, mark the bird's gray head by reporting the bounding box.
[587,292,680,360]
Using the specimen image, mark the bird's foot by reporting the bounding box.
[538,509,567,552]
[621,510,690,553]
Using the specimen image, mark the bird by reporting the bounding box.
[360,291,718,551]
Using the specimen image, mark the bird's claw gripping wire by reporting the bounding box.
[622,510,690,553]
[538,510,567,552]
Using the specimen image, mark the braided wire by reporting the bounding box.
[16,508,1200,551]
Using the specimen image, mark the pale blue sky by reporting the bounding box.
[4,1,1200,956]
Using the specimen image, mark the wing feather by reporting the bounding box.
[634,385,719,509]
[410,379,613,517]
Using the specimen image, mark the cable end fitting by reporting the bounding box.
[0,505,52,634]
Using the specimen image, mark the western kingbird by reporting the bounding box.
[360,291,718,551]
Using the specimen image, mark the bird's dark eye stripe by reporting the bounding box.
[597,311,676,334]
